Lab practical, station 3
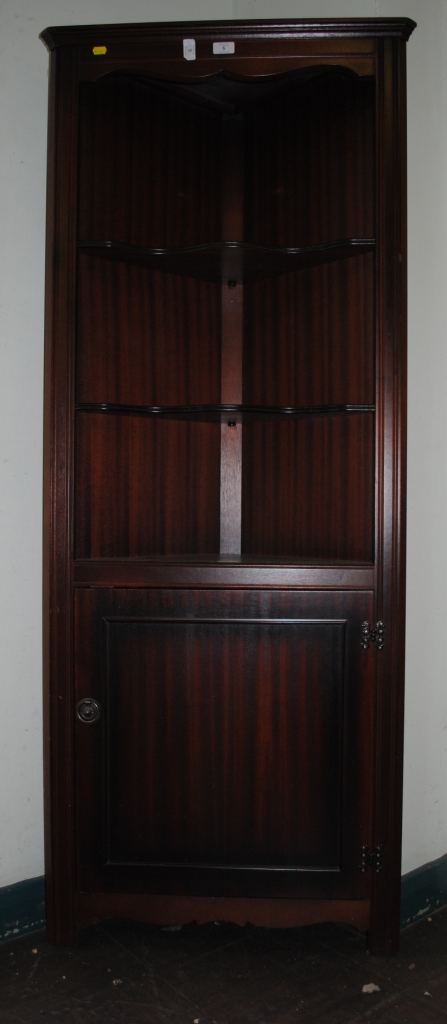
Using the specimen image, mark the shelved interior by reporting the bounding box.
[75,66,375,561]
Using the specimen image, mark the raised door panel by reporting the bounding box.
[75,588,374,899]
[108,619,342,867]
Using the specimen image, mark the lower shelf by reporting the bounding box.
[73,559,375,588]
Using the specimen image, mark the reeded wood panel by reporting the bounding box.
[245,72,374,247]
[105,618,343,868]
[76,256,221,406]
[78,76,222,248]
[242,414,374,560]
[243,254,374,407]
[75,413,221,557]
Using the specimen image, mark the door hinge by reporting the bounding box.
[360,844,385,873]
[361,621,385,650]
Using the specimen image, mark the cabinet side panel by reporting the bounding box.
[43,47,78,945]
[369,37,408,956]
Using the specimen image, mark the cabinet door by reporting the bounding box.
[75,588,374,899]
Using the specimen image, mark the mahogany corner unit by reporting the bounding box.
[40,17,416,954]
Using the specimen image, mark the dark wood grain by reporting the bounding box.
[76,256,221,407]
[78,75,222,249]
[75,893,370,931]
[220,275,243,555]
[105,618,343,867]
[245,71,375,249]
[42,43,79,947]
[75,412,221,557]
[40,18,416,51]
[244,254,375,407]
[221,285,243,403]
[242,414,375,560]
[75,587,373,899]
[42,18,413,950]
[221,114,244,243]
[220,116,244,551]
[83,56,377,85]
[73,561,376,588]
[220,422,242,553]
[220,274,243,554]
[369,36,409,956]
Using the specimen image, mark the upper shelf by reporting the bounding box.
[78,238,375,283]
[76,403,375,422]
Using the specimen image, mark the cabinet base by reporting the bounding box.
[75,892,370,932]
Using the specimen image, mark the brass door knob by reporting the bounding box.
[76,698,101,723]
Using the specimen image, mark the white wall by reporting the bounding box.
[0,0,445,888]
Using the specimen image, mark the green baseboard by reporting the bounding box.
[400,853,447,928]
[0,877,46,943]
[0,859,446,942]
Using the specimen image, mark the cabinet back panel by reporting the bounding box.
[105,619,343,868]
[244,254,374,407]
[245,72,374,248]
[78,77,222,248]
[75,413,221,557]
[76,256,221,406]
[242,414,374,560]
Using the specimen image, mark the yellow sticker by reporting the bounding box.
[92,46,107,55]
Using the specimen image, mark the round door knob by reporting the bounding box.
[76,698,101,724]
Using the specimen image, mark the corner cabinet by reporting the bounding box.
[41,18,415,953]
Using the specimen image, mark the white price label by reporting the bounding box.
[213,41,235,55]
[183,38,196,61]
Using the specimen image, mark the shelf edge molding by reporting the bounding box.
[78,238,375,282]
[75,403,376,421]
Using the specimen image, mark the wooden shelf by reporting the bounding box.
[73,557,375,591]
[76,402,375,421]
[78,238,375,283]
